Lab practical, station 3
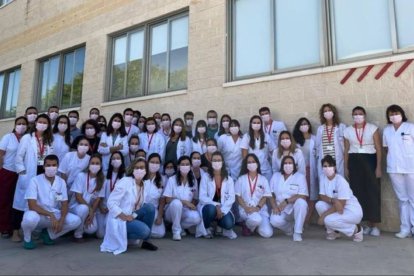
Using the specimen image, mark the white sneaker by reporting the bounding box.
[293,233,302,242]
[326,231,341,240]
[180,230,187,237]
[363,226,371,235]
[370,227,381,237]
[172,232,181,241]
[215,226,223,236]
[395,231,410,239]
[222,229,237,240]
[353,226,363,242]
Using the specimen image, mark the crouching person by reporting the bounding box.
[21,155,81,249]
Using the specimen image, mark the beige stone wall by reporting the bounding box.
[1,0,413,231]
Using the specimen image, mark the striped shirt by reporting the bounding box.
[322,125,336,159]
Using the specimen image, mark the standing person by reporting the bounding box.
[0,116,28,238]
[159,113,172,142]
[272,130,305,174]
[68,110,82,141]
[192,120,208,155]
[292,117,318,224]
[13,114,54,242]
[218,119,243,181]
[98,113,129,173]
[52,115,71,164]
[20,155,81,249]
[25,106,38,132]
[217,114,232,139]
[201,138,218,171]
[165,118,192,166]
[132,110,141,127]
[259,107,287,147]
[163,156,201,241]
[138,117,165,162]
[71,119,100,155]
[190,151,206,188]
[100,158,158,254]
[269,156,308,242]
[196,152,237,239]
[125,135,140,169]
[315,155,363,242]
[137,116,146,134]
[344,106,382,236]
[47,106,60,126]
[240,115,276,181]
[315,103,346,177]
[235,154,273,238]
[97,116,107,138]
[183,111,195,138]
[153,112,162,128]
[206,110,219,139]
[123,108,140,141]
[89,108,100,121]
[383,104,414,238]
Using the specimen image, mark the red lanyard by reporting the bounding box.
[325,125,334,143]
[147,133,154,150]
[248,175,258,197]
[265,121,272,135]
[35,133,45,157]
[354,123,366,147]
[110,175,118,192]
[86,173,95,194]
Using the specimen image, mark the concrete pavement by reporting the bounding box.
[0,225,413,275]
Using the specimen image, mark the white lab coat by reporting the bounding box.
[52,133,70,164]
[143,177,166,238]
[271,148,306,175]
[13,133,54,211]
[297,135,319,200]
[166,136,192,161]
[218,134,243,181]
[138,132,166,162]
[195,174,235,237]
[263,120,287,147]
[98,133,129,173]
[125,125,140,141]
[58,151,90,188]
[192,139,207,154]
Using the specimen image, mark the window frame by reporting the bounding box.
[0,66,21,119]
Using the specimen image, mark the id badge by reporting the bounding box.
[55,194,63,201]
[37,159,44,166]
[326,145,334,151]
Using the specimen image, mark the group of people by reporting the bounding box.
[0,103,413,255]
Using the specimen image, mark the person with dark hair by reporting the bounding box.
[164,118,192,166]
[47,106,59,126]
[68,110,81,141]
[25,106,38,132]
[20,155,81,249]
[183,111,195,138]
[163,156,201,241]
[97,115,107,138]
[271,130,305,175]
[163,160,176,179]
[52,115,71,163]
[269,156,308,242]
[206,110,219,139]
[259,106,287,147]
[125,135,140,168]
[196,152,237,239]
[190,151,206,188]
[135,149,146,160]
[159,113,172,142]
[138,117,165,163]
[218,119,243,181]
[137,116,146,133]
[132,110,141,127]
[89,108,100,121]
[153,112,162,128]
[315,155,363,242]
[123,108,139,140]
[201,138,218,171]
[192,120,208,154]
[383,104,414,239]
[0,116,28,238]
[235,153,273,238]
[71,119,100,155]
[217,114,231,138]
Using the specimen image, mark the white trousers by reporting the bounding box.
[151,209,166,238]
[389,173,414,234]
[21,210,81,242]
[239,209,273,238]
[70,204,98,238]
[315,201,362,237]
[270,198,308,234]
[164,199,201,235]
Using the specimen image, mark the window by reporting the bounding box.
[37,46,85,111]
[0,67,21,119]
[0,0,13,8]
[109,13,188,101]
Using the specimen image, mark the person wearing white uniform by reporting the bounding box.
[235,153,273,238]
[218,119,243,181]
[138,117,165,162]
[70,155,105,241]
[240,115,276,181]
[100,158,158,255]
[125,135,139,169]
[191,151,207,188]
[159,113,172,143]
[259,106,287,148]
[269,156,308,242]
[315,155,363,242]
[163,156,201,241]
[52,115,71,164]
[192,120,208,155]
[183,111,195,139]
[123,108,140,141]
[196,152,237,239]
[216,114,232,140]
[21,155,81,249]
[164,118,192,166]
[315,103,346,178]
[272,130,306,175]
[98,113,129,173]
[383,104,414,238]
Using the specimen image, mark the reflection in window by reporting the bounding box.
[0,68,21,119]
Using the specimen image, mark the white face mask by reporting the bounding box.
[138,122,145,129]
[133,168,146,179]
[90,114,99,120]
[247,163,258,172]
[207,145,217,153]
[112,121,121,130]
[179,165,191,175]
[212,161,223,171]
[283,163,294,175]
[186,119,193,127]
[324,111,334,120]
[132,117,138,125]
[69,117,78,126]
[77,145,89,155]
[353,115,365,125]
[89,164,101,174]
[207,118,217,125]
[280,139,291,149]
[197,127,206,134]
[261,114,270,123]
[146,124,156,132]
[251,123,261,131]
[162,120,171,128]
[222,121,229,128]
[27,114,37,123]
[49,112,58,121]
[149,163,160,173]
[58,123,68,133]
[165,168,175,177]
[192,159,201,168]
[323,166,335,178]
[111,159,122,169]
[85,128,96,137]
[130,145,139,153]
[36,123,48,132]
[124,115,133,124]
[299,125,309,133]
[230,126,239,135]
[45,166,58,178]
[15,125,27,135]
[173,125,182,134]
[389,114,403,124]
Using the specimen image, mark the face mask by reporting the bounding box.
[352,115,365,125]
[207,145,217,153]
[261,114,270,123]
[155,118,161,125]
[186,119,193,127]
[197,127,206,134]
[165,168,175,177]
[133,169,146,179]
[323,166,335,178]
[251,123,261,131]
[130,145,139,153]
[149,163,160,173]
[132,117,138,125]
[230,126,239,135]
[36,123,48,132]
[389,114,402,124]
[49,112,58,121]
[27,114,37,123]
[124,115,133,124]
[212,161,223,170]
[112,121,121,130]
[207,118,217,125]
[247,163,258,172]
[89,164,101,174]
[280,139,291,149]
[138,122,145,129]
[192,159,201,168]
[173,125,182,134]
[162,120,171,128]
[45,166,58,178]
[179,165,191,175]
[78,145,89,155]
[15,125,27,135]
[111,159,122,169]
[58,123,68,133]
[69,117,78,126]
[85,128,96,137]
[90,114,99,120]
[324,111,334,120]
[222,121,229,128]
[283,163,294,175]
[146,124,156,132]
[299,125,309,133]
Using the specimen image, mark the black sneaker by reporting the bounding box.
[141,241,158,251]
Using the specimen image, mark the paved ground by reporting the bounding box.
[0,225,413,275]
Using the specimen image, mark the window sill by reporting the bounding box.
[101,89,187,107]
[0,117,15,123]
[223,52,414,88]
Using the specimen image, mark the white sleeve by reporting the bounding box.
[107,178,127,217]
[240,135,250,150]
[337,176,351,200]
[262,176,272,197]
[70,173,85,194]
[25,177,38,200]
[162,177,174,198]
[269,173,277,194]
[58,153,70,174]
[234,177,242,196]
[297,173,309,197]
[295,149,306,175]
[60,178,69,201]
[15,134,30,173]
[221,177,235,214]
[0,133,10,151]
[199,175,215,205]
[120,136,129,157]
[319,177,326,196]
[97,133,110,155]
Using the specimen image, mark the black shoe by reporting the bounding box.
[141,241,158,251]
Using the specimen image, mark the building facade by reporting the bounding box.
[1,0,414,231]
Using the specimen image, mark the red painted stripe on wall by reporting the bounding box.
[357,65,374,82]
[340,68,357,85]
[394,59,413,77]
[375,62,393,80]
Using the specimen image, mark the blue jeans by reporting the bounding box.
[202,204,235,230]
[126,203,155,240]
